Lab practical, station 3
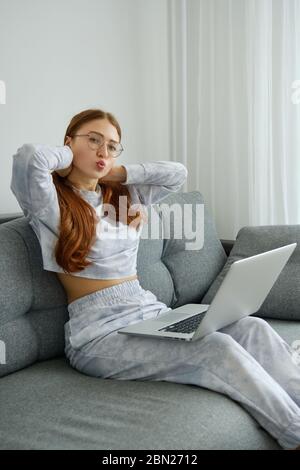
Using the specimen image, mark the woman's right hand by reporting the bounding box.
[55,162,73,178]
[55,144,73,177]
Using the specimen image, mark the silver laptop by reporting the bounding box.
[118,243,297,342]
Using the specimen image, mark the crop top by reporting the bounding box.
[10,143,188,279]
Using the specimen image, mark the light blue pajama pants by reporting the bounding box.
[64,279,300,449]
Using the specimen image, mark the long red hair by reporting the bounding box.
[52,108,142,274]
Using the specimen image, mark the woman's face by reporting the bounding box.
[65,118,120,191]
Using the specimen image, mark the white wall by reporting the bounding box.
[0,0,170,213]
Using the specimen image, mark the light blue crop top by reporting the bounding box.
[10,143,188,279]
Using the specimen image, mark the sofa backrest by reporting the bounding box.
[0,191,227,377]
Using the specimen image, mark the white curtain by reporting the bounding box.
[168,0,300,240]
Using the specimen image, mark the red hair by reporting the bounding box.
[52,108,142,274]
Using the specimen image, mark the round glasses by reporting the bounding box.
[73,132,123,158]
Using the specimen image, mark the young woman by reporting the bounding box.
[10,108,300,450]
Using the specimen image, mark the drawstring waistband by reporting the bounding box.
[67,278,144,315]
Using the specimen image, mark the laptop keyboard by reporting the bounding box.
[160,312,207,334]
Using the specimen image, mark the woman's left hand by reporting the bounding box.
[99,165,127,183]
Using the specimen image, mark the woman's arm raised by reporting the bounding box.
[115,161,188,206]
[10,143,73,218]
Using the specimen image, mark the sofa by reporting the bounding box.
[1,190,300,450]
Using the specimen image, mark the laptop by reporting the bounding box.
[118,243,297,342]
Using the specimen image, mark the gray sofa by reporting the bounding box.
[1,190,300,450]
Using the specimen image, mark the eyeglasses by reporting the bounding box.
[72,132,123,158]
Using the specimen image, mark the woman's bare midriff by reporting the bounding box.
[56,272,138,305]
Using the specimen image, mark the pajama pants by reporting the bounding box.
[64,278,300,449]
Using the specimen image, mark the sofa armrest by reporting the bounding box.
[0,213,24,225]
[220,239,235,257]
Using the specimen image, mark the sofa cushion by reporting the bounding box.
[0,357,280,450]
[0,191,227,377]
[202,225,300,320]
[1,318,299,450]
